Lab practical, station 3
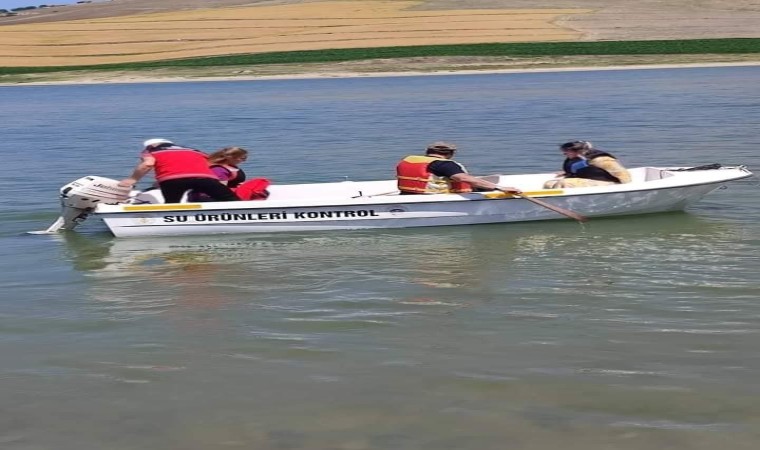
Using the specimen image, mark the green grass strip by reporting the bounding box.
[2,38,759,75]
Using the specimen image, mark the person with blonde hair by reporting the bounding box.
[543,140,632,189]
[192,146,271,201]
[207,146,249,188]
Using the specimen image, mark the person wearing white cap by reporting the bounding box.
[119,138,239,203]
[396,141,521,195]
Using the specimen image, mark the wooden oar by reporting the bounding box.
[370,186,587,222]
[368,190,400,197]
[514,192,588,223]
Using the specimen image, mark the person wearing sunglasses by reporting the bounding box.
[543,140,631,189]
[396,141,521,195]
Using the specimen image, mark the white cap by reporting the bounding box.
[143,138,173,148]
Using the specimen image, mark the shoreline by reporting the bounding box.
[3,61,760,87]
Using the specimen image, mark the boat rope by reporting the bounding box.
[670,163,723,171]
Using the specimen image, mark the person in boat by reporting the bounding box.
[543,140,632,189]
[118,138,239,203]
[396,141,521,195]
[207,146,248,188]
[190,146,271,201]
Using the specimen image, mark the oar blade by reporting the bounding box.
[517,194,588,223]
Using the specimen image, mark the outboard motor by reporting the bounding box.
[39,176,132,233]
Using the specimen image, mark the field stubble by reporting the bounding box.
[2,0,760,84]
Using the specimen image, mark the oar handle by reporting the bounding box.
[514,193,588,223]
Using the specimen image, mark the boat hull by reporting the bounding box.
[94,165,751,237]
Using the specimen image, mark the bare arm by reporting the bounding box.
[451,173,521,194]
[119,155,155,187]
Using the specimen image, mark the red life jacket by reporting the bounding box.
[396,155,472,194]
[148,146,217,182]
[232,178,271,200]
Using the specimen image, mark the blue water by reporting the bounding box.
[1,66,760,450]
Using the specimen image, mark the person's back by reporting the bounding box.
[583,148,631,184]
[148,142,217,182]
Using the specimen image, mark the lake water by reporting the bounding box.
[1,67,759,450]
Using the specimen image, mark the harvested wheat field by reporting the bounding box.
[0,1,589,67]
[1,0,759,84]
[3,0,760,68]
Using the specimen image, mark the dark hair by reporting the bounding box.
[560,141,592,152]
[425,141,457,155]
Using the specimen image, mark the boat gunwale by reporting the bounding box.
[93,166,753,216]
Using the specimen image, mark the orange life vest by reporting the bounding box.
[396,155,472,194]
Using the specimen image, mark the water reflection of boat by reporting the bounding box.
[59,229,498,276]
[55,214,747,319]
[45,165,752,237]
[58,213,739,278]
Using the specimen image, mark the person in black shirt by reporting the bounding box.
[396,141,521,195]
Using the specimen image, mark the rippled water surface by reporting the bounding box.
[1,67,760,449]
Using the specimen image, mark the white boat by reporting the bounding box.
[38,164,752,238]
